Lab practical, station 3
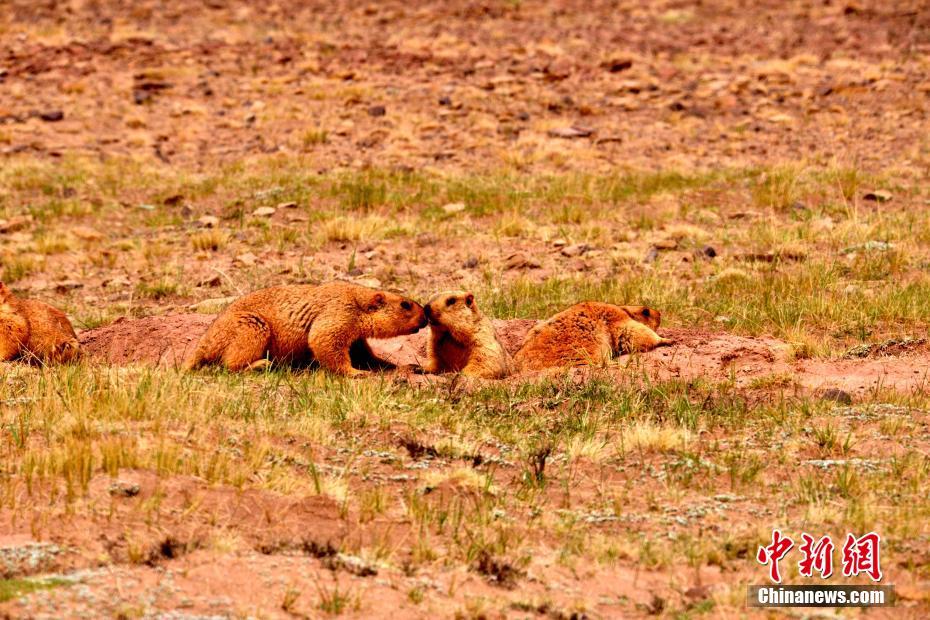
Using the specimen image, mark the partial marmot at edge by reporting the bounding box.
[419,290,513,379]
[185,281,427,376]
[514,302,672,370]
[0,282,80,364]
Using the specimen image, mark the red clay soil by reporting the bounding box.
[78,315,930,397]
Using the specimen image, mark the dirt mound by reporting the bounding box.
[78,315,930,397]
[79,314,215,368]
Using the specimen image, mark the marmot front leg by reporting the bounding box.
[617,321,674,354]
[218,314,273,371]
[309,324,365,377]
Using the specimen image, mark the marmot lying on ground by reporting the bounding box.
[514,302,672,370]
[185,281,427,376]
[0,282,80,364]
[418,290,513,379]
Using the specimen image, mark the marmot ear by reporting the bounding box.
[367,292,386,312]
[464,293,474,308]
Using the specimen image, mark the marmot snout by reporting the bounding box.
[420,290,513,379]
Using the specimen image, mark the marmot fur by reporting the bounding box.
[0,282,80,364]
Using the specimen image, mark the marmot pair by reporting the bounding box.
[421,291,672,378]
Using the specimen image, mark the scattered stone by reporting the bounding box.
[442,202,466,214]
[551,238,567,248]
[104,276,131,289]
[286,213,309,223]
[324,553,378,577]
[162,194,184,206]
[561,243,590,257]
[817,388,853,405]
[277,201,298,209]
[188,296,237,313]
[643,247,659,263]
[0,215,33,233]
[109,481,141,497]
[235,252,257,266]
[842,240,893,254]
[196,274,223,288]
[438,96,452,106]
[652,239,678,250]
[547,126,593,139]
[699,245,717,259]
[137,204,156,211]
[463,256,479,269]
[38,110,64,122]
[843,337,926,359]
[504,253,541,270]
[368,105,386,117]
[863,189,892,203]
[252,206,276,217]
[197,215,220,228]
[604,57,633,72]
[53,280,83,293]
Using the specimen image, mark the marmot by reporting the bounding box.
[0,282,80,364]
[184,281,427,376]
[418,290,513,379]
[514,302,672,370]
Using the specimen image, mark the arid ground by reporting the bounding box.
[2,0,930,618]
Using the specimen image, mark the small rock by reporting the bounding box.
[162,194,184,206]
[442,202,466,214]
[700,245,717,259]
[109,481,141,497]
[863,190,892,203]
[137,204,156,211]
[53,280,83,293]
[0,215,33,233]
[504,253,541,270]
[604,57,633,73]
[463,256,479,269]
[438,96,452,106]
[252,206,276,217]
[197,215,220,228]
[561,243,590,257]
[188,296,237,313]
[38,110,64,122]
[235,252,257,266]
[286,213,309,223]
[180,205,193,218]
[368,105,386,117]
[353,277,382,289]
[551,238,567,248]
[652,239,678,250]
[818,388,852,405]
[643,247,659,263]
[104,276,131,289]
[547,126,593,139]
[196,274,222,287]
[277,201,298,209]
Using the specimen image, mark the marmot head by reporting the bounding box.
[424,290,484,341]
[622,305,661,330]
[357,288,427,338]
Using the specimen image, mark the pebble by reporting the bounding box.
[251,207,276,217]
[197,215,220,228]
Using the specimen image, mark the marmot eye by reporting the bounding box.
[642,308,650,316]
[401,301,412,311]
[446,298,456,306]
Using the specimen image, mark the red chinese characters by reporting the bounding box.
[798,533,835,578]
[842,532,883,582]
[757,529,794,583]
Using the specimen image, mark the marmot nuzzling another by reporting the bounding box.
[419,290,513,379]
[185,281,427,376]
[0,282,80,364]
[514,302,672,371]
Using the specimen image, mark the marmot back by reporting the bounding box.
[185,281,427,376]
[420,290,512,379]
[0,282,80,364]
[514,302,672,371]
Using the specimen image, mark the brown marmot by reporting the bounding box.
[418,290,513,379]
[0,282,80,364]
[514,302,672,370]
[184,281,427,376]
